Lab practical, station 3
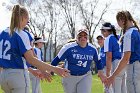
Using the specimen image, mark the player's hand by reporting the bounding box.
[52,66,70,77]
[40,72,52,83]
[98,70,107,84]
[98,74,107,84]
[106,71,111,77]
[106,75,115,88]
[58,64,64,68]
[30,69,42,77]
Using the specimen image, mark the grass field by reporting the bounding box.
[0,74,103,93]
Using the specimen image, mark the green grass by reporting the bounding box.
[0,74,103,93]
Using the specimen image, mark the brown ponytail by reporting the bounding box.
[10,5,28,35]
[111,25,119,40]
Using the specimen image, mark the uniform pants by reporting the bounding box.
[30,72,42,93]
[112,59,126,93]
[62,71,92,93]
[1,69,30,93]
[126,61,140,93]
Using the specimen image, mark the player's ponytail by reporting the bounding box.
[111,25,119,40]
[10,5,28,35]
[10,5,20,35]
[116,10,140,34]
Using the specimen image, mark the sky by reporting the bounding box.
[0,0,135,33]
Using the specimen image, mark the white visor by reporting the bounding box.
[100,26,111,30]
[34,39,47,43]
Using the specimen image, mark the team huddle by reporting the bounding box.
[0,4,140,93]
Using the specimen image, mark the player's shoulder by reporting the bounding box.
[15,29,29,39]
[104,34,114,43]
[64,42,77,47]
[0,27,10,36]
[24,30,32,36]
[127,27,138,35]
[62,42,78,50]
[88,43,97,49]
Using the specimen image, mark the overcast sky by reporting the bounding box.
[0,0,136,32]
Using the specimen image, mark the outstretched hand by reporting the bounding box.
[53,66,70,77]
[40,71,53,83]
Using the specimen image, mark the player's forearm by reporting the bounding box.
[106,52,112,77]
[106,59,112,77]
[24,50,55,73]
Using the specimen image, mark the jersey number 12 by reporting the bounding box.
[0,39,11,60]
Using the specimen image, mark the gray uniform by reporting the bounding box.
[62,71,92,93]
[1,69,30,93]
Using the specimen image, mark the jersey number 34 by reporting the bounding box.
[77,60,87,67]
[0,39,11,60]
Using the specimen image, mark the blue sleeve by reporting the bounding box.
[41,50,44,61]
[51,56,61,66]
[93,49,103,70]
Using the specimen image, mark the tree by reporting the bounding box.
[55,0,82,39]
[79,0,112,44]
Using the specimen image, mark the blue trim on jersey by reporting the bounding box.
[41,50,43,61]
[51,42,103,75]
[104,34,121,61]
[123,27,140,64]
[34,48,37,55]
[24,30,34,42]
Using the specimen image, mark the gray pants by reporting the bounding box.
[126,61,140,93]
[1,69,30,93]
[112,59,126,93]
[62,71,92,93]
[30,72,42,93]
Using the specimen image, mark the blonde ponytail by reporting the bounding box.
[10,5,28,35]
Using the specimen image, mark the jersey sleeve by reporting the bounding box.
[123,32,132,52]
[57,44,69,60]
[51,56,61,66]
[51,44,69,66]
[16,31,32,55]
[104,37,112,52]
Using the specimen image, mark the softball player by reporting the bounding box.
[97,35,112,93]
[101,22,126,93]
[51,29,104,93]
[0,4,69,93]
[107,10,140,93]
[30,37,47,93]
